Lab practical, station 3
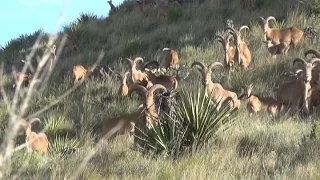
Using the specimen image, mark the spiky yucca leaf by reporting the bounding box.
[135,88,236,157]
[64,22,87,41]
[134,114,186,157]
[49,135,80,153]
[43,115,73,138]
[176,88,234,150]
[77,12,98,24]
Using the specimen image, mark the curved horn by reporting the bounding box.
[115,72,122,80]
[133,57,144,64]
[28,118,41,126]
[215,35,226,47]
[257,16,265,22]
[191,61,206,72]
[295,69,303,74]
[305,49,320,58]
[148,84,167,95]
[208,62,224,71]
[310,58,320,66]
[228,30,238,41]
[255,17,266,27]
[239,26,249,34]
[293,58,307,67]
[126,58,134,66]
[162,48,171,51]
[224,27,236,33]
[124,71,130,79]
[128,84,148,97]
[144,61,160,69]
[226,34,233,42]
[266,16,276,23]
[215,35,225,42]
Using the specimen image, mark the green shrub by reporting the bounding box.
[76,12,98,24]
[49,135,80,153]
[123,37,148,56]
[300,0,320,14]
[256,0,278,9]
[310,120,320,139]
[43,115,74,139]
[63,20,88,45]
[135,88,236,157]
[168,7,183,22]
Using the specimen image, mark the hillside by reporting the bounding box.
[0,0,320,179]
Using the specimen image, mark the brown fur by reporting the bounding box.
[118,72,130,97]
[129,84,167,128]
[192,61,241,111]
[126,57,149,84]
[143,61,161,72]
[48,44,56,70]
[310,89,320,111]
[216,34,236,70]
[73,65,87,84]
[305,49,320,89]
[13,72,32,88]
[276,58,320,115]
[241,84,278,118]
[226,26,252,69]
[101,111,143,140]
[145,70,178,91]
[264,40,289,58]
[21,118,48,153]
[89,65,115,79]
[257,16,306,51]
[163,48,180,70]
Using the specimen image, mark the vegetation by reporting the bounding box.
[0,0,320,179]
[135,89,235,158]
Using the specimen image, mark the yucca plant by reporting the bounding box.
[77,12,98,24]
[134,113,185,157]
[135,88,236,158]
[43,115,73,139]
[49,135,80,153]
[178,88,235,150]
[63,21,87,49]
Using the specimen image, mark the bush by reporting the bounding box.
[310,120,320,139]
[49,135,80,153]
[135,88,236,158]
[300,0,320,14]
[123,37,148,56]
[168,7,183,22]
[256,0,277,9]
[43,115,74,139]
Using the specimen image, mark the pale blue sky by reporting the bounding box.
[0,0,123,47]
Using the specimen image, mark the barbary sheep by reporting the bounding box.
[239,83,278,118]
[191,61,240,111]
[20,118,49,153]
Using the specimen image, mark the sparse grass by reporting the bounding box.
[0,0,320,179]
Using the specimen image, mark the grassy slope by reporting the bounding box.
[1,0,320,179]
